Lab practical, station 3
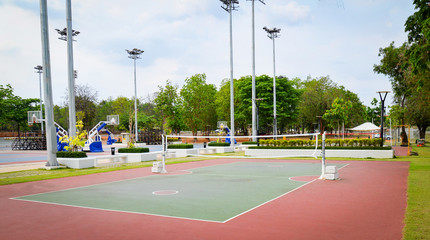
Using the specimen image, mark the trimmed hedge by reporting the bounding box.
[56,151,87,158]
[168,144,194,149]
[248,146,391,150]
[168,137,179,142]
[258,138,383,148]
[242,141,257,145]
[118,147,149,153]
[208,142,230,147]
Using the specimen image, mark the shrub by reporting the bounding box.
[118,147,149,153]
[242,141,257,145]
[168,144,194,149]
[56,151,87,158]
[208,142,230,147]
[167,138,179,142]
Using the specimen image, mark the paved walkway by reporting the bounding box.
[392,146,411,156]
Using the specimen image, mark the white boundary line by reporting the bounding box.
[223,162,350,223]
[288,175,320,182]
[11,161,350,224]
[12,198,225,223]
[222,178,318,223]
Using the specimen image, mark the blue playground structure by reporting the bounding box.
[224,126,237,144]
[55,122,68,152]
[84,121,117,152]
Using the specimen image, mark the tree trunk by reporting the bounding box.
[17,122,21,138]
[418,124,428,139]
[400,125,408,146]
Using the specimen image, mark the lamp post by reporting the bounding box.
[220,0,239,144]
[263,26,281,137]
[377,91,390,147]
[126,48,144,142]
[55,20,79,137]
[34,65,44,135]
[247,0,265,140]
[39,0,59,167]
[254,98,264,145]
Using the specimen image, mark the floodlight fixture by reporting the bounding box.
[220,0,239,12]
[55,27,80,41]
[263,26,281,39]
[126,48,144,60]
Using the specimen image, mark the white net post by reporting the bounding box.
[161,134,167,173]
[319,132,326,179]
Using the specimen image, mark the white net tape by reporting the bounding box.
[164,133,321,159]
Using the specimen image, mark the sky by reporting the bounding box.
[0,0,416,107]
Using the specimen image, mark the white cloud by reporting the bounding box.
[0,0,416,108]
[269,1,311,23]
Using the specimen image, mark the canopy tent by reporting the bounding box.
[350,122,380,131]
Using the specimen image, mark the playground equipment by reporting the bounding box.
[84,115,119,152]
[55,122,69,151]
[218,121,236,144]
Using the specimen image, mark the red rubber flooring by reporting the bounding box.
[0,159,409,240]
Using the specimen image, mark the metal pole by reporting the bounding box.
[134,58,138,142]
[390,117,392,147]
[161,135,167,173]
[319,132,326,179]
[38,70,44,135]
[39,0,58,166]
[256,100,260,146]
[229,3,235,144]
[66,0,76,137]
[251,0,256,140]
[378,91,388,147]
[272,36,277,138]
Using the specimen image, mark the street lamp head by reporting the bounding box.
[126,48,144,59]
[263,26,281,39]
[56,27,80,41]
[34,65,43,72]
[220,0,239,12]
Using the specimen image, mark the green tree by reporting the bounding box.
[75,84,98,130]
[215,78,236,129]
[154,80,184,134]
[0,84,39,135]
[322,97,353,136]
[180,73,217,135]
[297,76,339,133]
[235,75,301,134]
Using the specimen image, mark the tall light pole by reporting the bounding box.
[377,91,390,147]
[220,0,239,143]
[34,65,44,135]
[254,98,264,146]
[55,21,79,138]
[126,48,144,142]
[263,26,281,137]
[39,0,59,167]
[247,0,265,140]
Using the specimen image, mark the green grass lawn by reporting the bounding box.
[1,145,429,239]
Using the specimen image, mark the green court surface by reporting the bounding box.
[14,162,346,222]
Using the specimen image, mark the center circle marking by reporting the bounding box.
[152,190,179,195]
